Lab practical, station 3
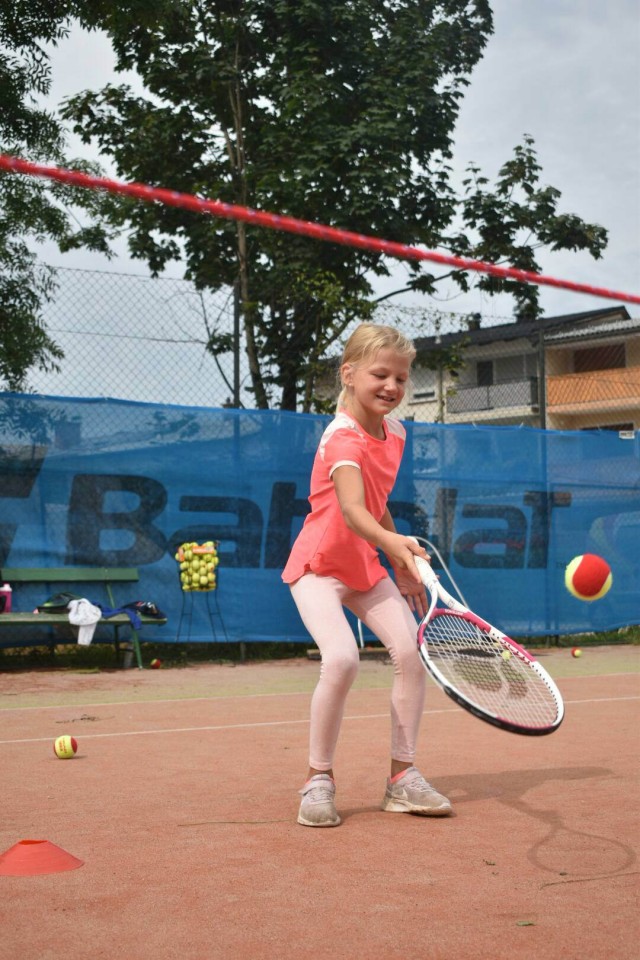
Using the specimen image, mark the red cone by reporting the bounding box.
[0,839,84,876]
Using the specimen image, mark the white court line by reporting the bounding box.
[563,695,640,706]
[0,695,638,746]
[0,671,637,713]
[0,689,315,712]
[0,709,451,744]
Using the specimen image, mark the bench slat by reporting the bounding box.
[1,567,140,583]
[0,613,166,625]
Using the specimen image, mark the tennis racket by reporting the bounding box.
[410,540,564,736]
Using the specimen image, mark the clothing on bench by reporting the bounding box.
[0,567,167,669]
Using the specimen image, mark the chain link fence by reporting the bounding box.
[28,267,238,408]
[24,265,640,436]
[4,265,638,644]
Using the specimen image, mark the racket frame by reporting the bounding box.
[412,546,564,735]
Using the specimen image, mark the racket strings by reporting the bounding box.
[420,614,559,729]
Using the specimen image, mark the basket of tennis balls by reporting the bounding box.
[175,541,220,592]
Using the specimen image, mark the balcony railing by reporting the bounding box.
[446,377,539,414]
[547,365,640,411]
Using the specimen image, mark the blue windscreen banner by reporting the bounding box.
[0,393,638,645]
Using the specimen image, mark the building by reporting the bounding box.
[399,306,639,432]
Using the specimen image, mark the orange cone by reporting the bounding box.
[0,839,84,876]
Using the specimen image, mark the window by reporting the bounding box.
[411,367,436,402]
[573,344,625,373]
[494,353,538,382]
[476,360,494,387]
[580,422,634,433]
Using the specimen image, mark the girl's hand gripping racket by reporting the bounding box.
[410,540,564,735]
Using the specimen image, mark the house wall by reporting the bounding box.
[403,337,541,426]
[404,326,640,432]
[319,316,639,434]
[546,333,640,431]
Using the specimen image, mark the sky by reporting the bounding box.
[36,0,640,324]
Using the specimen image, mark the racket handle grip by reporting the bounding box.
[408,537,436,586]
[414,554,433,584]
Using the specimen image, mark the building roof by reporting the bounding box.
[413,305,633,352]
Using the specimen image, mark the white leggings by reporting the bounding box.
[290,573,426,770]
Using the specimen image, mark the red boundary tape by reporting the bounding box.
[1,153,638,306]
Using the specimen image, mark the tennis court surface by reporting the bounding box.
[1,645,638,960]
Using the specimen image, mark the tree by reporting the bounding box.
[62,1,607,410]
[0,1,117,390]
[457,135,607,316]
[62,0,493,408]
[382,135,608,317]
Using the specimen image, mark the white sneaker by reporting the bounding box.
[297,774,341,827]
[381,767,452,816]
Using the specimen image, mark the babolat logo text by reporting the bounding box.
[47,474,573,571]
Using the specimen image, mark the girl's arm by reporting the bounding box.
[379,507,429,615]
[333,466,428,613]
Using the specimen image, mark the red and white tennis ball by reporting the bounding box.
[53,735,78,759]
[150,658,162,669]
[571,647,583,658]
[564,554,612,601]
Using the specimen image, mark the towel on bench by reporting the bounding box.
[68,599,102,646]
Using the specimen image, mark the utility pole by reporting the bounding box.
[233,280,241,408]
[537,327,547,429]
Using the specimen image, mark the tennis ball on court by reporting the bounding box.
[571,647,583,658]
[564,554,612,601]
[150,658,162,669]
[53,735,78,759]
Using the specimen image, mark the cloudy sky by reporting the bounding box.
[39,0,640,322]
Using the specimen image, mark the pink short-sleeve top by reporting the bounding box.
[281,410,406,591]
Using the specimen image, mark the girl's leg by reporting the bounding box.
[346,576,426,773]
[290,574,360,774]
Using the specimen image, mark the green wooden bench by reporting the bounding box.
[0,567,167,669]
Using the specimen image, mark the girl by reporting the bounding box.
[282,323,452,827]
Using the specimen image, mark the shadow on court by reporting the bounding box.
[437,765,637,879]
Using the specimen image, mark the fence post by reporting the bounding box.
[537,328,547,429]
[233,280,241,408]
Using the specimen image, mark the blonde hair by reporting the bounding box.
[336,323,416,410]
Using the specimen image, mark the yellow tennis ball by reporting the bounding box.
[565,554,612,601]
[571,647,583,658]
[53,735,78,759]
